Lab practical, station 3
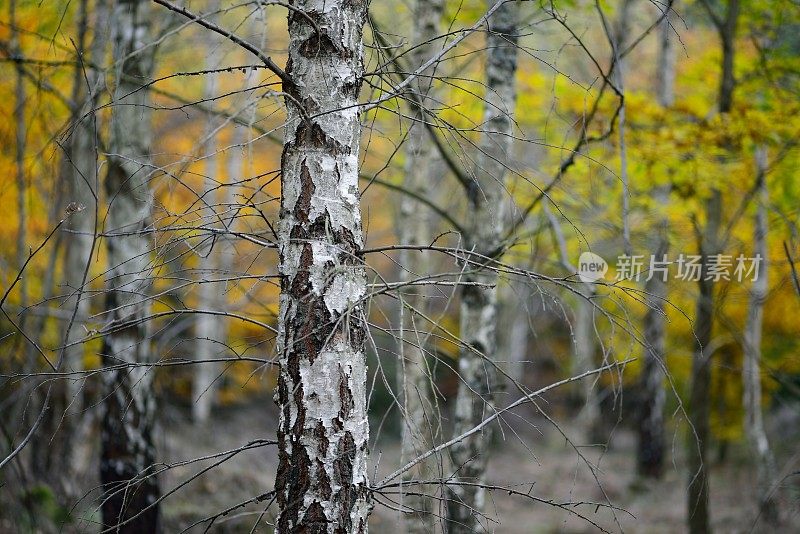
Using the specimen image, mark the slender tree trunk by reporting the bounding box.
[447,1,518,531]
[655,0,677,109]
[60,0,109,464]
[636,2,677,478]
[742,147,780,528]
[637,215,668,477]
[10,0,28,325]
[686,189,721,534]
[687,4,738,532]
[573,283,602,443]
[193,52,222,424]
[100,0,160,530]
[499,282,530,390]
[274,0,370,530]
[397,0,443,530]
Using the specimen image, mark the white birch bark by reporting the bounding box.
[397,0,443,530]
[447,1,518,530]
[274,0,370,530]
[100,0,160,530]
[742,147,780,527]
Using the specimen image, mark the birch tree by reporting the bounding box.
[447,1,519,530]
[273,0,371,529]
[636,0,677,479]
[193,47,223,424]
[61,0,109,451]
[100,0,160,530]
[397,0,444,530]
[742,147,780,527]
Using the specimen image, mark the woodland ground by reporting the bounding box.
[131,398,799,533]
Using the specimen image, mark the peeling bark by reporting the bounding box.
[100,0,160,531]
[274,0,371,531]
[397,0,444,531]
[447,1,518,531]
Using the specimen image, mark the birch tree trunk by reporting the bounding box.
[573,283,602,443]
[655,0,677,109]
[62,0,109,441]
[397,0,443,530]
[193,52,222,424]
[274,0,371,530]
[636,2,676,478]
[687,3,738,532]
[742,147,780,528]
[447,1,518,530]
[100,0,160,530]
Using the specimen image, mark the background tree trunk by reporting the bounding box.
[58,0,109,479]
[573,283,602,443]
[100,0,160,530]
[447,0,518,530]
[687,3,738,532]
[742,147,780,528]
[636,1,676,478]
[10,0,28,326]
[397,0,444,530]
[274,0,371,530]
[193,49,222,424]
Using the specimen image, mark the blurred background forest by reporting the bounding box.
[0,0,799,532]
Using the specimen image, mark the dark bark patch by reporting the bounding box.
[316,460,332,500]
[294,160,315,221]
[299,31,349,59]
[338,369,354,422]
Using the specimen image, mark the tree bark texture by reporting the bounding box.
[274,0,371,530]
[447,1,518,531]
[100,0,160,531]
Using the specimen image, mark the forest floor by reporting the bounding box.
[155,398,799,533]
